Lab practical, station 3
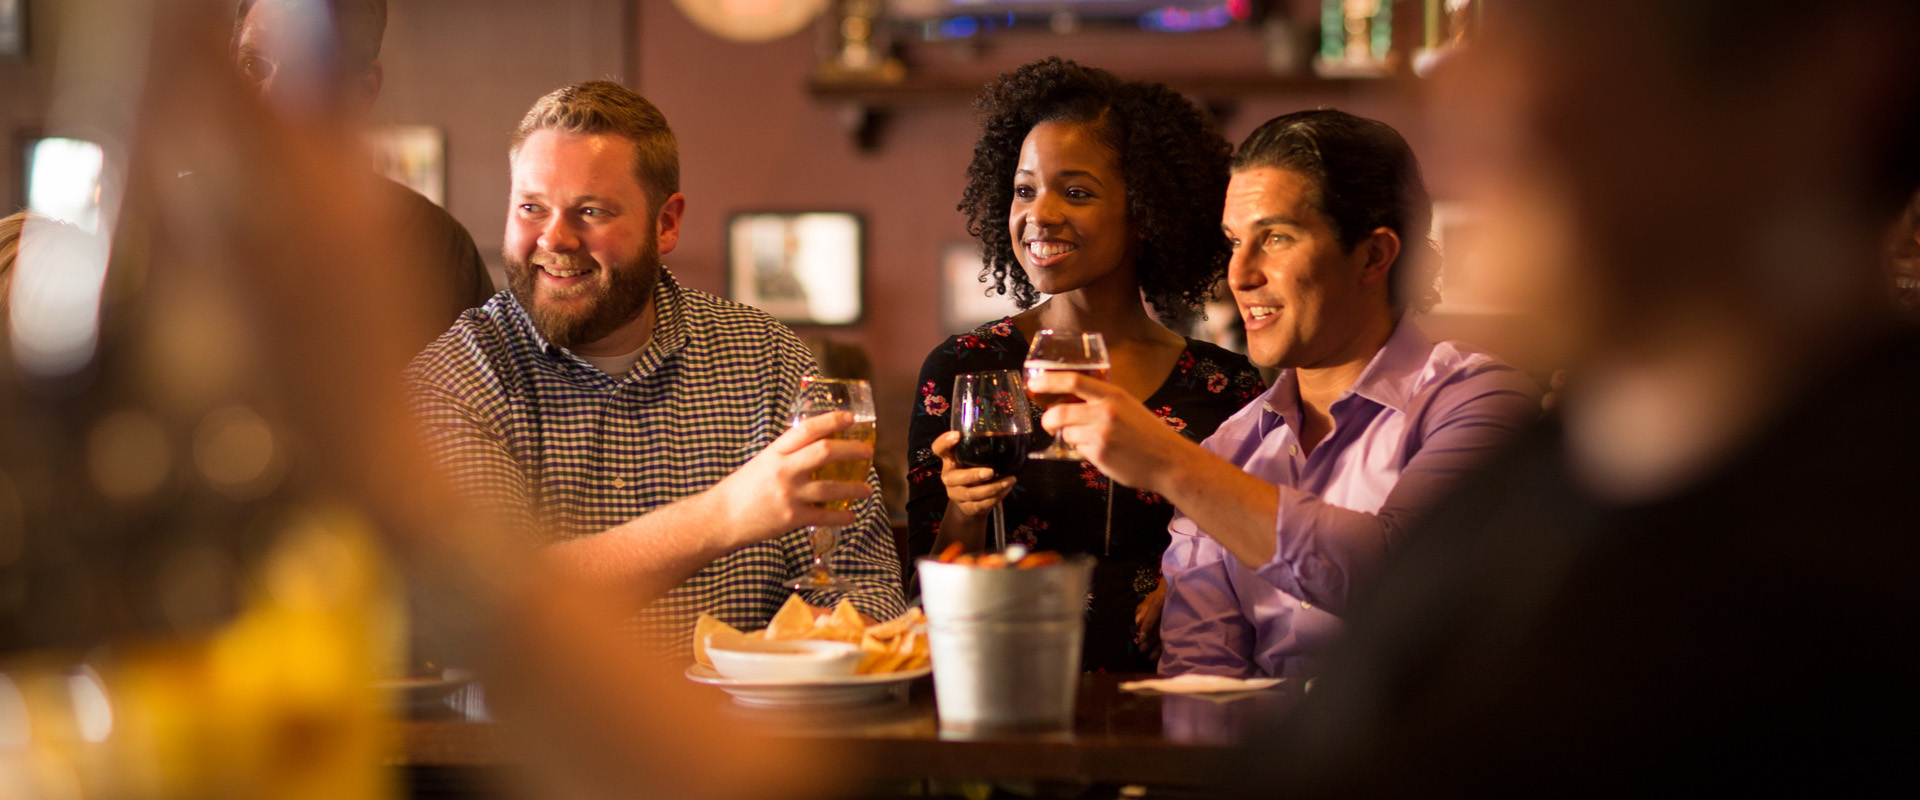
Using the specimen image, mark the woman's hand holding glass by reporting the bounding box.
[931,431,1018,518]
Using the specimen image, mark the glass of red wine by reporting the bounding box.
[952,370,1032,552]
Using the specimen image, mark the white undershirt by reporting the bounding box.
[578,345,646,378]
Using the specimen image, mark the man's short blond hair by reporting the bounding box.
[510,81,680,212]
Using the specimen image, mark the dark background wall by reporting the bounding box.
[5,0,1537,487]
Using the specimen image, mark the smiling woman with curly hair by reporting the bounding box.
[907,57,1266,672]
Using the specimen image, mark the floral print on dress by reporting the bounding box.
[1153,406,1188,434]
[1009,516,1047,549]
[919,380,950,417]
[1080,461,1109,490]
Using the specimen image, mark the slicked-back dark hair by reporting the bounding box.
[1233,109,1439,314]
[958,57,1233,317]
[235,0,386,71]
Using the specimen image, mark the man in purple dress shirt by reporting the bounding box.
[1027,110,1540,678]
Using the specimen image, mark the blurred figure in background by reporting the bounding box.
[233,0,494,337]
[1889,188,1919,319]
[1255,0,1920,794]
[407,81,904,661]
[1028,110,1539,681]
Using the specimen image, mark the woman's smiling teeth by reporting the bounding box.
[1027,241,1076,260]
[1245,305,1278,321]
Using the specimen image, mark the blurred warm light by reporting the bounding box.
[8,215,110,378]
[0,673,27,748]
[155,546,239,633]
[66,667,113,744]
[85,409,172,502]
[192,405,283,498]
[25,138,105,234]
[0,475,23,568]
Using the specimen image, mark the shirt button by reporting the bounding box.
[612,477,628,489]
[1301,601,1313,610]
[1288,445,1299,457]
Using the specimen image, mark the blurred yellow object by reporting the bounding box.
[1,506,403,800]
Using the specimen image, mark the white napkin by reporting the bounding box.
[1120,674,1284,694]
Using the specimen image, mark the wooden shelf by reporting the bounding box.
[807,71,1414,150]
[807,72,1407,109]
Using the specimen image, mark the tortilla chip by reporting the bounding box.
[1016,551,1062,569]
[897,630,929,672]
[855,634,892,674]
[765,593,817,641]
[865,607,923,641]
[869,630,925,674]
[808,599,865,644]
[692,613,742,668]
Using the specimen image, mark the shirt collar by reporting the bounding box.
[1344,312,1433,413]
[505,266,688,376]
[1256,311,1435,421]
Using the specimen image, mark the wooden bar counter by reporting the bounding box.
[392,673,1297,792]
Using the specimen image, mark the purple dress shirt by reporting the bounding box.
[1158,317,1540,679]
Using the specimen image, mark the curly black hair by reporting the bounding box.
[958,57,1233,317]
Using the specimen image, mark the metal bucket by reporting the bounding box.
[917,555,1094,735]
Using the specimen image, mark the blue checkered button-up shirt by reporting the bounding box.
[407,269,905,658]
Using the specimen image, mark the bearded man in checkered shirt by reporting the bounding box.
[407,81,904,659]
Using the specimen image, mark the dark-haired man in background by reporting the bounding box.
[1027,110,1539,679]
[234,0,494,336]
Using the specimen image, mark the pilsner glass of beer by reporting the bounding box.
[788,376,876,592]
[1023,330,1109,461]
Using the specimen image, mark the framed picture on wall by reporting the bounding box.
[727,211,863,326]
[940,240,1026,332]
[365,125,446,205]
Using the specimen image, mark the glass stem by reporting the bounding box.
[992,505,1006,552]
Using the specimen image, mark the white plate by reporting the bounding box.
[685,663,930,708]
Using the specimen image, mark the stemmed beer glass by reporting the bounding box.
[1023,330,1110,461]
[951,370,1032,552]
[788,376,876,593]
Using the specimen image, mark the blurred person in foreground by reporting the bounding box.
[1027,110,1540,680]
[233,0,494,337]
[406,81,905,660]
[909,57,1265,672]
[44,1,855,796]
[1244,0,1920,794]
[1889,188,1919,319]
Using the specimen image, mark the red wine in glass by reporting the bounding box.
[956,430,1031,479]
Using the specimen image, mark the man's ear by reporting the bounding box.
[1357,226,1401,288]
[347,60,383,116]
[655,193,688,256]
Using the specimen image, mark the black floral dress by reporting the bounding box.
[907,317,1267,672]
